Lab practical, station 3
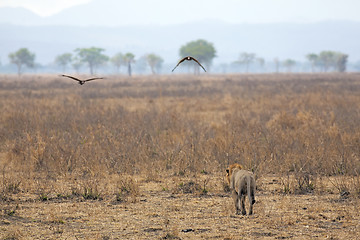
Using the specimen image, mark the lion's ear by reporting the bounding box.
[226,169,229,174]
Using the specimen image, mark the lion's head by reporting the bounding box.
[225,163,243,184]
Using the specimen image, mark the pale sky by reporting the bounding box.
[0,0,91,16]
[1,0,360,24]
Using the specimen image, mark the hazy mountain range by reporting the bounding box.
[1,4,360,68]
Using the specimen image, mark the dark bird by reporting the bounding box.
[60,74,104,85]
[172,56,206,72]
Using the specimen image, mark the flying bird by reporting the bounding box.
[60,74,104,85]
[172,56,206,72]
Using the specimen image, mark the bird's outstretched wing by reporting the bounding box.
[60,75,104,84]
[171,57,188,72]
[61,74,81,82]
[171,56,207,72]
[84,77,104,82]
[189,57,207,72]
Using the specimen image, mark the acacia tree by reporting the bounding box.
[306,53,318,72]
[335,53,348,72]
[283,59,296,72]
[111,53,125,74]
[318,51,336,72]
[74,47,108,75]
[71,56,83,74]
[311,51,348,72]
[146,53,163,74]
[55,53,72,72]
[237,52,256,73]
[124,53,135,76]
[179,39,216,73]
[8,48,35,76]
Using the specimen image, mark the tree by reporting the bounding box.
[74,47,108,75]
[335,53,348,73]
[55,53,72,72]
[124,53,135,76]
[146,53,163,74]
[111,52,125,74]
[318,51,336,72]
[179,39,216,73]
[237,52,256,73]
[8,48,35,76]
[72,57,83,74]
[306,53,318,72]
[316,51,348,72]
[283,59,296,72]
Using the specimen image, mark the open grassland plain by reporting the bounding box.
[0,73,360,239]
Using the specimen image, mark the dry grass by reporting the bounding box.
[1,73,360,239]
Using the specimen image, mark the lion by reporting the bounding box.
[225,163,243,185]
[226,164,256,215]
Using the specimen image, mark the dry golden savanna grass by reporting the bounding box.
[0,73,360,239]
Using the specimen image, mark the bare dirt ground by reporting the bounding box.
[1,175,359,239]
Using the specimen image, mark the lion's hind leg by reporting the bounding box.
[232,190,241,215]
[248,197,253,215]
[240,194,246,215]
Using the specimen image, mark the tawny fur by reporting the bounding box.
[225,163,243,185]
[226,164,256,215]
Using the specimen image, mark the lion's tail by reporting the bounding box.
[247,175,255,205]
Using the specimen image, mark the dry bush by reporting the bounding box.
[0,73,360,198]
[115,175,139,203]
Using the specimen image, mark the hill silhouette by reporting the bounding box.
[1,4,360,66]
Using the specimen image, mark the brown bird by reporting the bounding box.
[60,74,104,85]
[172,56,206,72]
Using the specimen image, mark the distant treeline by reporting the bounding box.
[2,40,359,75]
